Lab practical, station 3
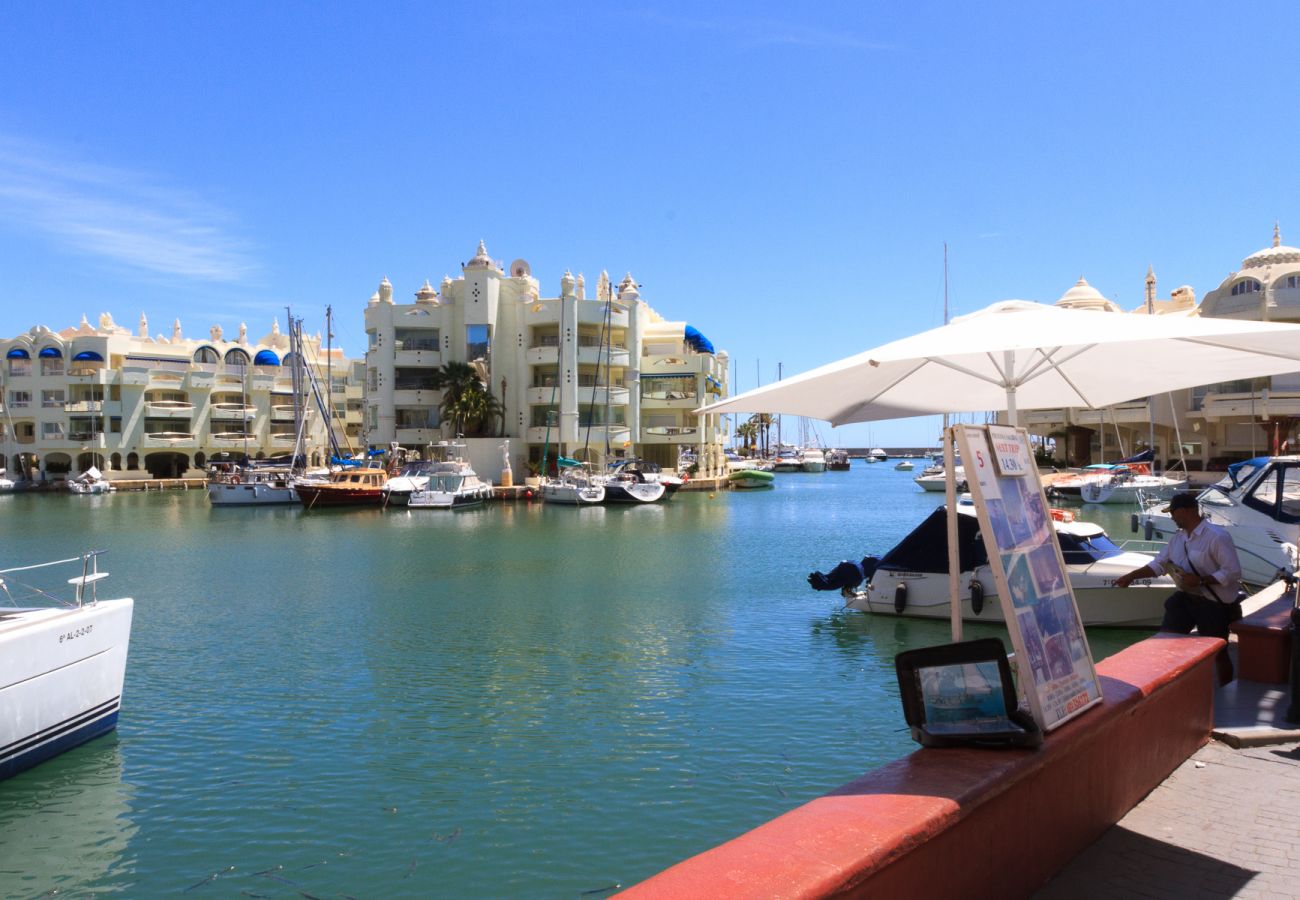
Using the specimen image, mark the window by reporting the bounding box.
[7,358,30,377]
[1287,275,1300,289]
[530,405,559,428]
[8,390,31,408]
[41,357,64,376]
[396,408,439,429]
[41,390,66,408]
[41,422,65,439]
[1231,279,1262,296]
[111,417,122,434]
[466,324,491,363]
[194,346,220,364]
[225,348,251,368]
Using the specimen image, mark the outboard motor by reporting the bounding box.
[808,556,879,592]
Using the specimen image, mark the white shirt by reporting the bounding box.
[1150,518,1243,604]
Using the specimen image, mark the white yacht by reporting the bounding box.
[801,447,827,473]
[868,448,888,463]
[914,454,966,492]
[1136,456,1300,586]
[206,465,299,506]
[406,442,494,509]
[837,502,1173,627]
[0,552,133,780]
[382,460,436,507]
[0,470,15,492]
[542,464,605,505]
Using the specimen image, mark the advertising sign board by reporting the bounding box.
[953,425,1102,731]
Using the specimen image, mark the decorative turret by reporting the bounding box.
[378,277,394,304]
[440,274,453,295]
[576,272,586,300]
[597,270,611,302]
[368,290,381,306]
[415,279,439,304]
[138,312,148,338]
[172,318,183,342]
[561,270,576,298]
[239,322,248,343]
[618,272,640,302]
[1145,265,1156,314]
[466,240,497,271]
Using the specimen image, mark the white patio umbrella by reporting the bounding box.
[698,300,1300,426]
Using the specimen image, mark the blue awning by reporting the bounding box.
[6,348,30,359]
[684,325,714,354]
[38,347,63,358]
[72,351,104,362]
[253,350,281,366]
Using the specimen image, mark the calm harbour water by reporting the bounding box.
[0,464,1148,898]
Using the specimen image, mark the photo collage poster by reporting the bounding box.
[954,425,1102,731]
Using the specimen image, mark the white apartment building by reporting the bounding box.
[363,241,730,476]
[0,312,361,483]
[1023,226,1300,471]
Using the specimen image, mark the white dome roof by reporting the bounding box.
[1241,223,1300,269]
[1055,276,1116,311]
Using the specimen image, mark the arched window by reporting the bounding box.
[127,452,139,471]
[281,352,298,370]
[111,452,122,471]
[6,348,30,359]
[225,348,251,368]
[253,349,281,366]
[193,346,220,364]
[38,347,62,358]
[1287,275,1300,289]
[194,451,207,468]
[72,350,105,362]
[1231,279,1262,296]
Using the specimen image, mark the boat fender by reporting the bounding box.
[1144,519,1155,542]
[1130,513,1139,533]
[970,579,985,616]
[894,582,907,614]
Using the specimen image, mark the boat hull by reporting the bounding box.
[207,482,298,506]
[603,481,666,503]
[0,598,133,780]
[845,560,1170,627]
[408,487,492,509]
[295,486,385,507]
[728,470,775,489]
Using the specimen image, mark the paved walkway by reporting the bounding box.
[1036,649,1300,900]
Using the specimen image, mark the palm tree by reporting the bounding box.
[748,413,774,458]
[736,420,759,457]
[433,362,504,437]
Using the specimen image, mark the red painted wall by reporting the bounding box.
[621,633,1220,899]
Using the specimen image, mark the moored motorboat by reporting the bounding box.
[801,448,826,473]
[817,502,1173,626]
[0,551,133,780]
[825,449,851,471]
[541,463,605,505]
[382,460,435,507]
[295,465,388,508]
[894,459,915,471]
[868,448,888,463]
[1135,455,1300,586]
[408,450,494,509]
[207,465,299,506]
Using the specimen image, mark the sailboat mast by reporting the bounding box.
[942,242,950,438]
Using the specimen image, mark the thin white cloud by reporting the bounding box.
[635,10,892,52]
[0,136,256,282]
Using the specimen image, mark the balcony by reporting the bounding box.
[211,403,257,421]
[143,431,197,447]
[395,427,442,445]
[64,400,104,414]
[270,404,298,421]
[188,370,215,390]
[577,346,629,367]
[1022,408,1069,428]
[269,431,298,446]
[209,432,253,446]
[575,305,629,328]
[1071,401,1156,427]
[394,349,442,367]
[576,385,630,407]
[67,432,107,447]
[641,425,699,444]
[149,370,186,386]
[41,399,67,409]
[640,391,698,409]
[1200,391,1300,421]
[392,389,440,406]
[526,346,559,366]
[146,400,196,417]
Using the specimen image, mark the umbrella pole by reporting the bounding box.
[945,426,962,641]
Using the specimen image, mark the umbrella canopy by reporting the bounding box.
[699,300,1300,426]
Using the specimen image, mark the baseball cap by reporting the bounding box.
[1168,492,1198,512]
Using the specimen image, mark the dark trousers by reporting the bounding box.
[1160,590,1242,683]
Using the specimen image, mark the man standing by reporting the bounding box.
[1115,491,1243,685]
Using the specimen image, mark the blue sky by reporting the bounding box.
[2,2,1298,447]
